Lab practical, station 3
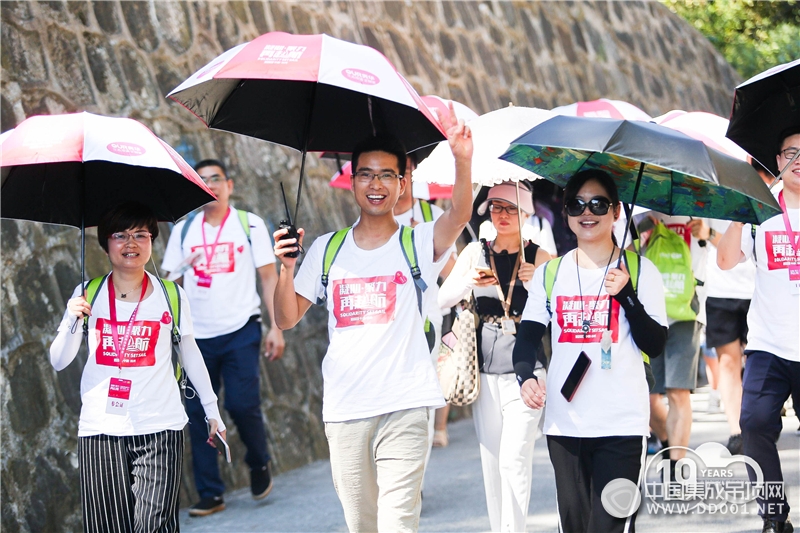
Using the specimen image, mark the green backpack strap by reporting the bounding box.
[179,211,199,247]
[418,199,433,223]
[543,257,564,316]
[318,227,352,305]
[236,209,252,244]
[83,274,110,334]
[154,277,184,383]
[399,225,428,316]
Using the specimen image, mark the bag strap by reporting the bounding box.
[399,225,428,316]
[543,256,564,316]
[181,208,251,246]
[180,210,199,247]
[318,227,351,305]
[153,277,187,386]
[83,274,110,335]
[419,199,434,223]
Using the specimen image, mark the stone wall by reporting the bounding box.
[0,1,739,531]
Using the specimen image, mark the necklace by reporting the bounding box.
[116,279,143,299]
[575,246,616,338]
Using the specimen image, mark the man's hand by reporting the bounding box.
[264,327,285,362]
[273,227,305,270]
[444,101,473,162]
[520,377,546,410]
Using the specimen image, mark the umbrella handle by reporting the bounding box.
[515,182,525,265]
[617,162,645,266]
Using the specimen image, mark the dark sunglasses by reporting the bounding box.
[565,196,612,217]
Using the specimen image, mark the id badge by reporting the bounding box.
[106,377,132,415]
[195,274,212,300]
[600,330,612,370]
[789,265,800,281]
[501,318,516,335]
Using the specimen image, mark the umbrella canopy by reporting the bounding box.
[654,110,748,161]
[413,106,555,187]
[499,115,781,225]
[552,98,652,121]
[1,112,216,282]
[167,32,445,155]
[726,58,800,176]
[328,159,452,199]
[1,112,214,228]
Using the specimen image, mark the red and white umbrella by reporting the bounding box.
[328,159,453,199]
[654,110,748,161]
[168,32,445,221]
[1,112,215,282]
[551,98,652,121]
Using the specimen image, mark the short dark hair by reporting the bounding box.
[195,159,228,177]
[778,126,800,154]
[351,135,407,178]
[750,157,769,174]
[97,201,159,253]
[563,169,620,207]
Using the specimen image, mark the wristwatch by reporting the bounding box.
[698,228,716,247]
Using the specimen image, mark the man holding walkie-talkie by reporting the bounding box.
[162,159,284,517]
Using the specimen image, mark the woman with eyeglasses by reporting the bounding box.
[439,181,550,532]
[49,201,225,533]
[512,170,668,533]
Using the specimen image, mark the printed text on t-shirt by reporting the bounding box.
[333,276,397,327]
[191,242,235,275]
[556,295,620,343]
[765,231,798,270]
[95,318,160,366]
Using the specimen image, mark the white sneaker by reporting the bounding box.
[707,389,723,414]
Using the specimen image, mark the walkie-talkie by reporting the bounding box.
[278,182,300,258]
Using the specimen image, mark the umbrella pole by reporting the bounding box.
[771,150,800,190]
[515,181,525,265]
[617,162,645,266]
[293,84,318,224]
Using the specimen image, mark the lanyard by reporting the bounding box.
[779,191,800,252]
[201,208,232,272]
[488,245,520,318]
[108,273,149,370]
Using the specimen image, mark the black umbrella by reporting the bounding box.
[726,58,800,177]
[1,112,216,285]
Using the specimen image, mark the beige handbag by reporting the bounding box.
[437,300,480,406]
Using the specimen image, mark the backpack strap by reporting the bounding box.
[418,200,434,223]
[83,274,110,334]
[236,209,252,245]
[153,277,185,385]
[543,256,564,316]
[751,224,757,263]
[399,225,428,316]
[621,249,641,293]
[179,211,199,247]
[318,227,352,305]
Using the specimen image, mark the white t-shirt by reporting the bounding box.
[741,208,800,362]
[293,221,447,422]
[522,251,668,438]
[705,219,756,300]
[394,201,449,338]
[58,273,195,437]
[162,207,276,338]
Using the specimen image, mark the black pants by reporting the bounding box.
[78,430,183,533]
[547,435,646,533]
[740,350,800,521]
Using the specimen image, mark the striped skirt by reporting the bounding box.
[78,430,184,533]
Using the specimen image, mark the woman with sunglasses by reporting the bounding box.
[439,181,550,532]
[512,170,668,533]
[49,202,225,533]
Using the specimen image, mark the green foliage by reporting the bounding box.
[662,0,800,80]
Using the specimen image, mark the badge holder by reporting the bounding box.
[501,317,517,335]
[489,251,520,336]
[106,377,132,415]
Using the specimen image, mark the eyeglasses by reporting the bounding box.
[488,203,519,215]
[780,148,799,160]
[109,231,152,243]
[353,171,403,184]
[565,197,612,217]
[202,176,227,184]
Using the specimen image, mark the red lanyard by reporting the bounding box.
[201,208,231,272]
[108,273,148,369]
[779,191,800,252]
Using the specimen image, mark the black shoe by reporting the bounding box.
[251,464,273,500]
[762,517,794,533]
[189,496,225,517]
[727,433,743,455]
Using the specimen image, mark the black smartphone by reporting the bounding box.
[278,182,300,258]
[561,351,592,402]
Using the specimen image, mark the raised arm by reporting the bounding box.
[433,103,473,260]
[272,227,313,329]
[717,221,746,270]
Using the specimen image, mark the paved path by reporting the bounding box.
[181,387,799,532]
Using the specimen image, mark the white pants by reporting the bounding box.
[473,370,545,533]
[325,407,429,533]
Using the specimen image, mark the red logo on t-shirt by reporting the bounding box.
[161,312,172,324]
[190,242,235,276]
[666,223,692,248]
[95,318,161,366]
[393,271,408,284]
[332,276,397,327]
[764,231,798,270]
[556,295,620,343]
